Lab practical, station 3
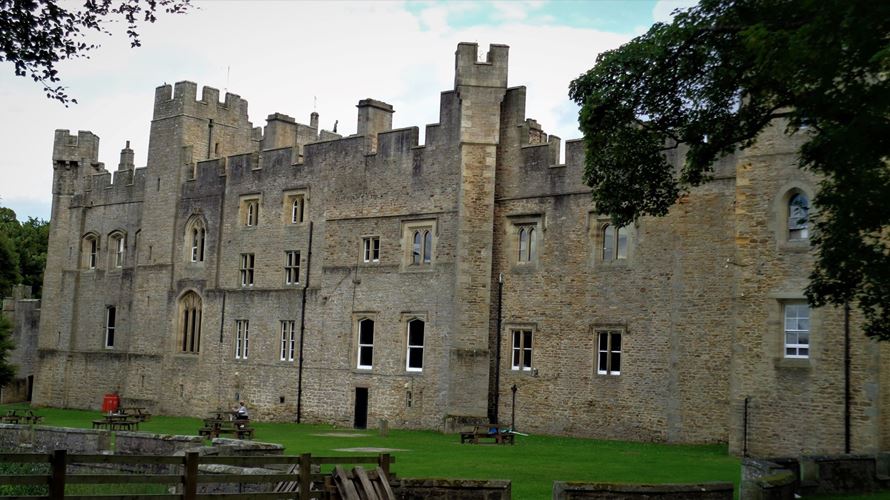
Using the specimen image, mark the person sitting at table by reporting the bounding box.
[235,402,248,420]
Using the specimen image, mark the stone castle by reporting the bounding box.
[31,43,889,457]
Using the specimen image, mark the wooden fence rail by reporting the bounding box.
[0,450,394,500]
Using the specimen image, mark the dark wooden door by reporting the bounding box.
[354,387,368,429]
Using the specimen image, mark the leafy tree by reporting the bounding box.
[0,313,15,388]
[0,0,191,105]
[0,205,48,298]
[569,0,890,339]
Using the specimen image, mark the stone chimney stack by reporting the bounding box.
[117,140,134,171]
[356,99,394,153]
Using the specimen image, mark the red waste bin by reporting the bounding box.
[102,393,119,413]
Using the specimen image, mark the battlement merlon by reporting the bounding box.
[152,81,249,122]
[52,130,99,165]
[454,43,508,89]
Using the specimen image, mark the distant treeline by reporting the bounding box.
[0,205,49,299]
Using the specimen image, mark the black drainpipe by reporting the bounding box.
[492,273,504,424]
[296,221,314,423]
[844,301,851,453]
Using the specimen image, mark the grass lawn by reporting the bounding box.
[2,402,740,498]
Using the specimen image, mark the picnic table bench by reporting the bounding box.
[1,409,43,425]
[118,406,151,422]
[198,412,254,440]
[92,413,140,431]
[460,424,515,445]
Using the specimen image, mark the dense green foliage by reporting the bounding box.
[569,0,890,339]
[0,0,191,104]
[0,206,48,298]
[0,314,16,387]
[0,403,739,498]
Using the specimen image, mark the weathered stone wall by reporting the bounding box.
[740,454,890,499]
[391,478,511,500]
[31,42,888,455]
[552,482,733,499]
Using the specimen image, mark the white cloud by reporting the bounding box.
[652,0,699,24]
[0,0,635,220]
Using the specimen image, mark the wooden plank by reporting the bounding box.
[194,493,317,499]
[194,473,299,483]
[373,467,395,500]
[65,495,180,500]
[49,449,66,500]
[352,466,377,500]
[184,452,198,500]
[333,465,360,500]
[65,473,182,484]
[299,453,311,500]
[0,474,49,485]
[197,456,303,466]
[0,453,51,463]
[67,454,184,465]
[311,456,394,465]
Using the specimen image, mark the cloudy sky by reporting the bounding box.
[0,0,694,221]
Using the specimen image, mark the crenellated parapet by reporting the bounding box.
[152,81,248,125]
[454,42,509,89]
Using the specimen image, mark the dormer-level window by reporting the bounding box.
[788,193,810,240]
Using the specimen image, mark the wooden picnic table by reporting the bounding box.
[199,412,253,440]
[118,406,151,422]
[0,409,40,424]
[92,412,140,431]
[460,424,515,445]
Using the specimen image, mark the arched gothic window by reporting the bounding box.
[109,231,125,268]
[788,192,810,240]
[518,226,536,262]
[82,233,99,269]
[178,291,202,353]
[602,224,628,261]
[185,216,207,263]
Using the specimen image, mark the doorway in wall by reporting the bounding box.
[354,387,368,429]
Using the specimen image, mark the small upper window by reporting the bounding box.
[511,330,533,371]
[363,237,380,263]
[788,193,810,240]
[784,303,810,358]
[240,253,255,287]
[185,217,207,263]
[283,191,308,225]
[518,226,537,263]
[602,224,628,261]
[597,330,622,375]
[406,319,425,372]
[403,220,436,269]
[109,233,125,268]
[412,229,432,264]
[82,234,99,269]
[240,196,261,227]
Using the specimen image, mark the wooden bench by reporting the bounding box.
[92,418,140,431]
[119,407,151,422]
[460,424,514,445]
[198,418,253,440]
[21,410,43,424]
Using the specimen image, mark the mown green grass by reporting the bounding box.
[3,403,741,498]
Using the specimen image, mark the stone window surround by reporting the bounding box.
[240,253,255,287]
[401,312,428,374]
[352,312,378,372]
[771,182,815,252]
[595,329,622,376]
[284,250,300,285]
[506,213,543,270]
[505,322,537,375]
[283,188,309,225]
[768,290,818,369]
[589,322,627,378]
[184,215,207,264]
[107,230,126,270]
[177,290,202,354]
[401,219,437,272]
[239,194,262,227]
[81,232,100,270]
[588,213,635,267]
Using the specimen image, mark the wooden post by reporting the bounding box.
[379,454,391,477]
[299,453,312,500]
[49,449,66,500]
[183,452,198,500]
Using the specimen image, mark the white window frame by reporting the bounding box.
[511,330,533,371]
[283,190,308,225]
[285,250,300,285]
[357,318,374,370]
[104,306,116,348]
[784,303,810,358]
[596,330,622,375]
[235,320,249,360]
[111,234,125,268]
[363,236,380,263]
[406,319,424,372]
[240,253,255,287]
[280,320,296,361]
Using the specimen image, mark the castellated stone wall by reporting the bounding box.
[32,43,888,457]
